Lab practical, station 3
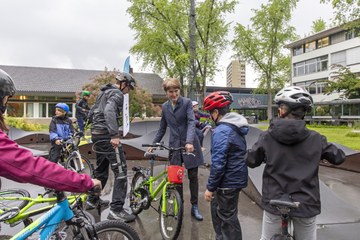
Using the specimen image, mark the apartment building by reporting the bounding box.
[226,59,246,88]
[285,25,360,103]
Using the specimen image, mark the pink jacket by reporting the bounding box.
[0,129,93,193]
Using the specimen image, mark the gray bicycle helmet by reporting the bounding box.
[274,86,313,112]
[0,69,16,99]
[116,72,136,90]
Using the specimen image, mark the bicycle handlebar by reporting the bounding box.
[142,143,185,152]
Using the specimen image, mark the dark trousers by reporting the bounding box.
[176,167,199,205]
[90,135,127,212]
[195,128,204,147]
[77,117,85,132]
[211,188,242,240]
[49,144,62,163]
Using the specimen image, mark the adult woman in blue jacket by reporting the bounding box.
[204,91,249,240]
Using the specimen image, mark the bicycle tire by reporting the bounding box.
[159,188,183,240]
[65,153,93,176]
[0,189,30,211]
[92,219,140,240]
[130,172,147,215]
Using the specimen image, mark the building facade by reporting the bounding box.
[285,24,360,117]
[226,59,246,88]
[0,65,165,123]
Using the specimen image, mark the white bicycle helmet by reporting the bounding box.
[274,86,313,112]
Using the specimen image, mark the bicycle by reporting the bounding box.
[58,131,92,176]
[0,188,140,240]
[129,142,188,240]
[269,194,300,240]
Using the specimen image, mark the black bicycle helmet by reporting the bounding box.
[116,72,136,90]
[274,86,313,112]
[0,69,16,99]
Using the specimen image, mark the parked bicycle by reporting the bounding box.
[58,131,92,176]
[269,194,300,240]
[0,188,140,240]
[130,142,189,240]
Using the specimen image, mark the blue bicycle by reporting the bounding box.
[0,190,140,240]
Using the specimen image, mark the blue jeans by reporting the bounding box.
[77,117,85,132]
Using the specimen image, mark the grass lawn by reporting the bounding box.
[257,123,360,151]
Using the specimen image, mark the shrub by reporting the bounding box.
[345,131,360,138]
[5,117,43,131]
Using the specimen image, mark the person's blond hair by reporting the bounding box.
[163,78,181,91]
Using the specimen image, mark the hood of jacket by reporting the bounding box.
[269,118,310,145]
[218,112,249,135]
[100,83,118,92]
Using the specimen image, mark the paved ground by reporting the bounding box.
[2,157,359,239]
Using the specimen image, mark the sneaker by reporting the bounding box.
[107,209,136,223]
[85,197,110,210]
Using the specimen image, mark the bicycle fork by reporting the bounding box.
[161,183,179,217]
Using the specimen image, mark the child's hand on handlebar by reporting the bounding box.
[147,147,157,153]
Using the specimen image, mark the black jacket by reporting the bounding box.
[90,84,123,138]
[246,118,346,218]
[75,98,90,118]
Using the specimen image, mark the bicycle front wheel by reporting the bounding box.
[93,219,140,240]
[65,153,93,176]
[0,189,30,211]
[159,188,183,240]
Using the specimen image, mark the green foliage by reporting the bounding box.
[83,68,155,121]
[311,18,327,33]
[345,131,360,137]
[232,0,298,119]
[5,117,43,131]
[320,0,360,29]
[127,0,236,99]
[325,65,360,99]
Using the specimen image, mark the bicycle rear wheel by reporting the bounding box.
[159,188,183,240]
[93,219,140,240]
[65,153,93,176]
[0,189,30,211]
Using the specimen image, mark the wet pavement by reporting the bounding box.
[1,157,360,239]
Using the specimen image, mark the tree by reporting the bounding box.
[311,18,327,33]
[232,0,297,119]
[82,68,155,121]
[320,0,360,29]
[127,0,236,101]
[325,65,360,99]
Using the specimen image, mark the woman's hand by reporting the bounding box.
[185,143,194,153]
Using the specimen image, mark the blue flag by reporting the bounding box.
[123,56,130,73]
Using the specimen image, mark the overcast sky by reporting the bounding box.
[0,0,334,87]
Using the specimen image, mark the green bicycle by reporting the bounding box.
[130,143,188,240]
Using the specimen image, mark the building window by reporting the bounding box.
[26,103,34,118]
[331,51,346,66]
[294,62,305,76]
[293,45,304,56]
[330,32,345,44]
[293,55,328,77]
[345,29,359,40]
[39,103,47,117]
[347,46,360,65]
[7,103,24,117]
[317,37,329,48]
[305,41,316,52]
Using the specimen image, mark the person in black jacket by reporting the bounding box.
[87,72,136,223]
[246,86,346,240]
[48,103,74,163]
[203,91,249,240]
[75,90,91,132]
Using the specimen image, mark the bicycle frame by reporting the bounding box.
[11,197,74,240]
[136,161,179,215]
[0,192,85,227]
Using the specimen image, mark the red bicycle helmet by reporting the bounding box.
[203,91,233,111]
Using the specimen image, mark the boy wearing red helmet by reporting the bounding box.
[203,91,249,240]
